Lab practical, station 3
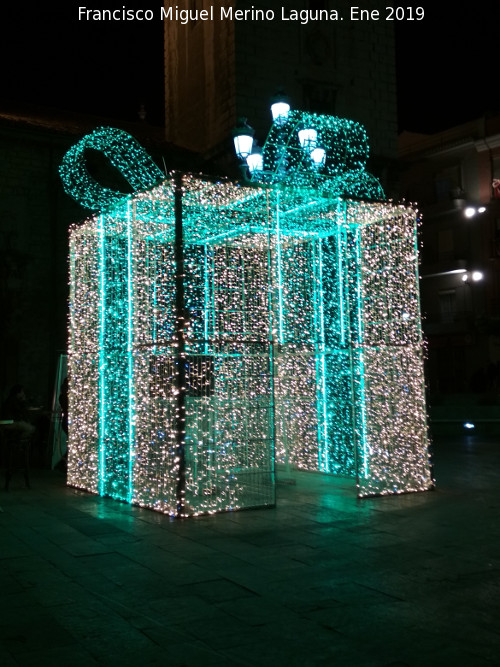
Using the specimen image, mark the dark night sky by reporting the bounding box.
[395,5,500,133]
[2,3,499,134]
[3,4,165,125]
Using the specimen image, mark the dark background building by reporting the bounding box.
[400,115,500,415]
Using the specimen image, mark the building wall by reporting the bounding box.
[164,0,397,166]
[399,116,500,397]
[0,123,80,407]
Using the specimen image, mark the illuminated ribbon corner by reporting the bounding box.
[262,110,385,200]
[327,170,385,201]
[59,126,164,211]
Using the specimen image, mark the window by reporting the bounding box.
[439,290,456,324]
[438,228,454,261]
[434,165,462,202]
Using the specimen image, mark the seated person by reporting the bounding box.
[1,384,36,440]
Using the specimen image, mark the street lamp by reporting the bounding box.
[311,147,326,169]
[464,205,487,218]
[246,145,263,175]
[298,127,318,151]
[462,271,484,282]
[233,118,254,160]
[229,99,389,197]
[233,99,329,182]
[270,91,291,127]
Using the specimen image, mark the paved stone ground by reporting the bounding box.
[1,435,499,666]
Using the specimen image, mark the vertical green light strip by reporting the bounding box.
[265,192,276,496]
[314,237,330,472]
[152,246,158,355]
[354,226,369,479]
[203,245,209,354]
[210,247,217,343]
[98,213,106,495]
[412,214,425,346]
[127,201,135,503]
[336,213,346,346]
[275,192,285,344]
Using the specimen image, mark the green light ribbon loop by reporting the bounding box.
[262,110,384,200]
[59,126,164,211]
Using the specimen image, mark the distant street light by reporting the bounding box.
[464,205,487,218]
[462,270,484,282]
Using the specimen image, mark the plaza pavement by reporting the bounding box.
[1,434,499,666]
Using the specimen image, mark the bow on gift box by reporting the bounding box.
[60,111,385,212]
[59,126,164,211]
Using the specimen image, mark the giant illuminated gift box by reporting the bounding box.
[61,115,433,517]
